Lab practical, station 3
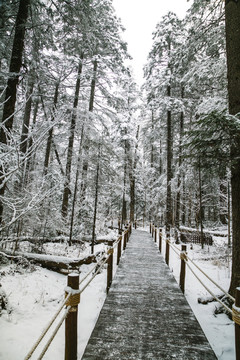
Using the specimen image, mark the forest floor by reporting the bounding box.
[0,226,235,360]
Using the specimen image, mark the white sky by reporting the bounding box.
[112,0,193,84]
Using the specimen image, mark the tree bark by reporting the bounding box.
[69,124,84,246]
[121,161,127,226]
[43,81,60,175]
[0,0,30,224]
[20,70,35,155]
[198,158,204,249]
[61,56,83,218]
[219,177,228,225]
[165,85,173,233]
[24,98,39,185]
[0,0,30,144]
[225,0,240,295]
[175,87,184,228]
[122,127,128,226]
[150,110,154,168]
[91,141,101,254]
[181,174,186,225]
[78,59,98,222]
[129,161,135,223]
[129,125,139,223]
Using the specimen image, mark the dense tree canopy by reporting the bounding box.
[0,0,239,292]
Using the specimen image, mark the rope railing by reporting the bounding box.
[113,235,122,249]
[187,255,235,303]
[24,293,72,360]
[79,254,110,294]
[79,252,107,286]
[24,222,132,360]
[149,222,238,311]
[185,261,232,315]
[149,222,240,359]
[168,240,235,304]
[151,222,240,360]
[37,306,71,360]
[157,227,235,305]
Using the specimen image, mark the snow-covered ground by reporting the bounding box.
[0,228,235,359]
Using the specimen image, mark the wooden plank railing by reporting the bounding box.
[24,222,132,360]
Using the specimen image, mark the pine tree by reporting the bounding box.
[0,0,30,224]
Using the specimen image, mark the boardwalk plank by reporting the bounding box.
[82,230,217,359]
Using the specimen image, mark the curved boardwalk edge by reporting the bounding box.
[82,230,217,360]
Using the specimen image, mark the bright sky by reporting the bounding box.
[112,0,193,84]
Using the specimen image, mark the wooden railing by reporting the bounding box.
[24,223,132,360]
[149,222,240,360]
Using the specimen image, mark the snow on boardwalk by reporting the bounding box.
[82,229,217,359]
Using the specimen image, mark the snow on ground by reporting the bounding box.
[0,228,235,359]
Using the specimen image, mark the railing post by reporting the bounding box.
[107,240,113,293]
[65,273,79,360]
[154,227,157,242]
[165,238,170,266]
[159,228,162,253]
[179,245,187,294]
[117,235,122,265]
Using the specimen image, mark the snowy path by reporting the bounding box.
[82,229,217,359]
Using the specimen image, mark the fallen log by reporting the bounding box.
[0,249,100,272]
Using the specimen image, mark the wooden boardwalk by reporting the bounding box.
[82,230,217,360]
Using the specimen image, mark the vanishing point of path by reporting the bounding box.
[82,229,217,359]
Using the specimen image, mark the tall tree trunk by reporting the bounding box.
[24,98,39,185]
[150,110,154,168]
[175,87,184,229]
[129,164,135,223]
[91,141,101,254]
[129,125,139,223]
[0,0,30,224]
[198,159,204,249]
[20,70,35,155]
[43,81,60,175]
[69,123,84,245]
[89,59,97,112]
[227,181,231,249]
[187,186,192,227]
[149,110,154,222]
[61,55,83,218]
[0,0,30,143]
[159,130,163,176]
[181,174,186,225]
[165,85,173,234]
[37,87,64,178]
[225,0,240,295]
[79,59,98,222]
[122,133,128,226]
[219,177,228,225]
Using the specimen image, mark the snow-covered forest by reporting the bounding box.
[1,0,240,359]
